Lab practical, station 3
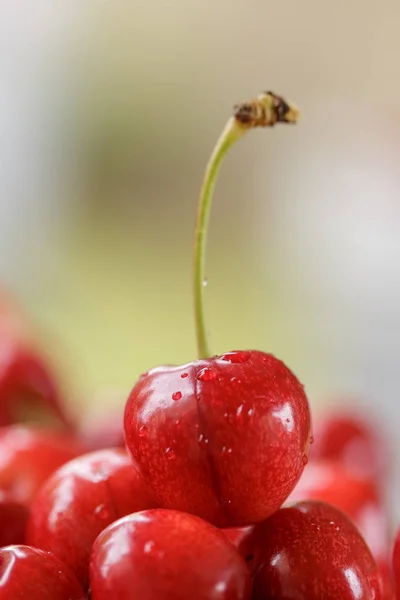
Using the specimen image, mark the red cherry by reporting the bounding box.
[312,410,387,482]
[0,491,28,546]
[0,425,83,505]
[253,500,382,599]
[392,527,400,598]
[124,350,311,527]
[221,523,266,577]
[0,293,73,430]
[0,545,85,599]
[89,508,252,600]
[27,448,157,589]
[287,460,389,561]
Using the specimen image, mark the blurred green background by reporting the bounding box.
[2,1,400,430]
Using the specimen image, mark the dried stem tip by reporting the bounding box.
[233,91,299,129]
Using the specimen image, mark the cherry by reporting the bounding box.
[0,545,85,599]
[0,491,28,546]
[27,447,158,589]
[287,460,389,558]
[125,350,311,527]
[312,409,388,482]
[221,523,266,576]
[0,292,72,430]
[89,508,252,600]
[392,527,400,598]
[253,500,382,599]
[0,425,83,505]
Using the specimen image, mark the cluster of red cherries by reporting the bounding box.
[1,91,399,599]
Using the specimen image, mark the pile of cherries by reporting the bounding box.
[1,91,398,599]
[0,297,397,600]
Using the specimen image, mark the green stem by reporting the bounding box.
[193,91,299,359]
[193,117,246,358]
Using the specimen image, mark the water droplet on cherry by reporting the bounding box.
[310,435,314,444]
[144,541,155,554]
[138,425,147,437]
[302,454,309,465]
[220,351,250,363]
[94,504,109,519]
[247,407,254,417]
[236,404,244,417]
[198,434,209,449]
[172,391,182,401]
[165,447,176,460]
[180,372,188,379]
[197,367,217,381]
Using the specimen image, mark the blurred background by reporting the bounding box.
[1,2,400,508]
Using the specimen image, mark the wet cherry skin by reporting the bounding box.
[89,508,252,600]
[0,425,83,505]
[0,545,85,600]
[27,448,158,590]
[124,350,311,527]
[252,500,382,599]
[0,491,29,546]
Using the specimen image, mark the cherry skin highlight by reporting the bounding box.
[253,500,382,599]
[89,508,252,600]
[0,425,83,505]
[124,350,311,527]
[27,447,158,590]
[0,545,85,599]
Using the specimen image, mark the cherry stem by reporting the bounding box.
[193,91,300,359]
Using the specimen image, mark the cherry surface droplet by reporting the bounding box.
[197,367,217,381]
[165,447,176,460]
[138,425,147,437]
[172,391,182,401]
[180,372,188,379]
[220,351,250,364]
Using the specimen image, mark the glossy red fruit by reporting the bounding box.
[312,410,387,482]
[287,460,389,561]
[0,545,85,599]
[90,508,252,600]
[253,500,382,599]
[0,294,72,430]
[124,350,311,527]
[392,527,400,598]
[27,448,157,589]
[0,491,28,546]
[221,524,266,577]
[0,425,83,505]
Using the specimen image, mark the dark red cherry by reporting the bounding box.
[221,523,266,576]
[124,350,311,526]
[253,500,382,599]
[0,491,28,546]
[287,459,389,562]
[89,508,252,600]
[27,448,158,590]
[0,425,83,505]
[0,545,85,599]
